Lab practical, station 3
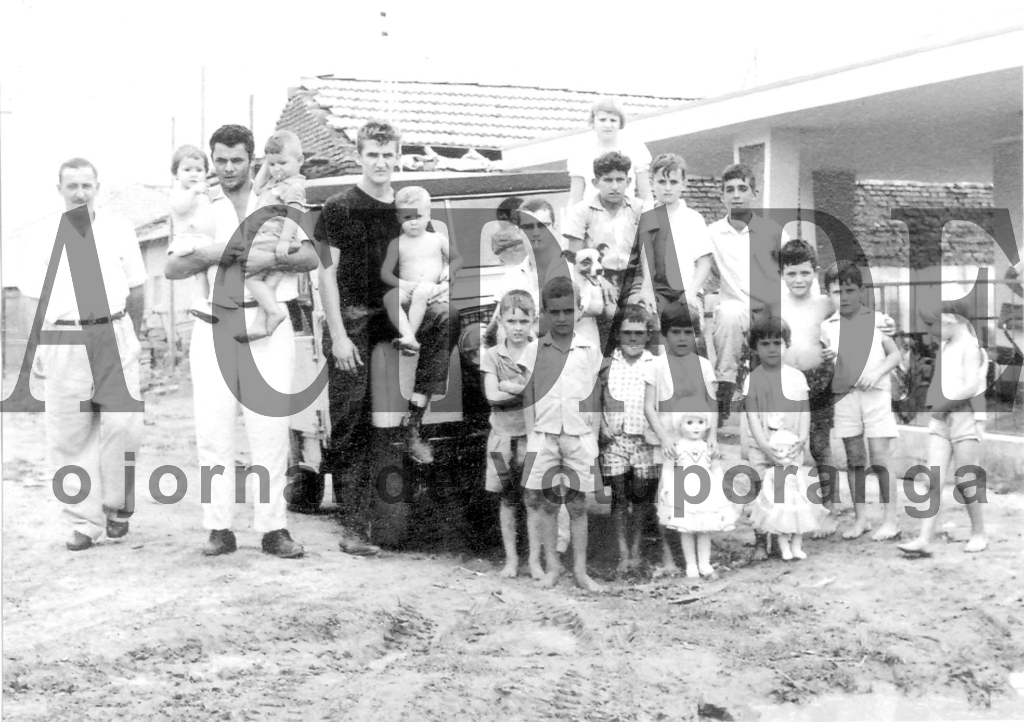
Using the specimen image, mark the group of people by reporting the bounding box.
[38,100,989,585]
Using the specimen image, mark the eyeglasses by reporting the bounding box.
[519,221,553,231]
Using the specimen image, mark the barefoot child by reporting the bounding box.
[168,145,218,323]
[598,304,661,573]
[523,277,604,593]
[743,317,811,559]
[381,186,462,354]
[778,240,838,534]
[821,262,902,541]
[238,130,307,342]
[481,290,538,577]
[657,412,740,577]
[645,301,719,576]
[749,428,827,559]
[899,300,989,556]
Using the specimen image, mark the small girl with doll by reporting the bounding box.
[656,411,740,578]
[748,426,828,559]
[743,316,825,560]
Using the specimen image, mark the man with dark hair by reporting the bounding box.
[165,123,320,559]
[315,119,457,556]
[43,157,146,551]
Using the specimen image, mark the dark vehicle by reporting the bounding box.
[286,170,569,548]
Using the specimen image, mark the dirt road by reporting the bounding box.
[3,383,1024,721]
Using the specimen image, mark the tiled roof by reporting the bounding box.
[277,77,694,178]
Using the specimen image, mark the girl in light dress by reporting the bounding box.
[748,425,828,560]
[657,412,741,578]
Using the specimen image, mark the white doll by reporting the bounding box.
[657,412,740,578]
[749,428,828,560]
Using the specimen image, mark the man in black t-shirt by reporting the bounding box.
[315,120,455,555]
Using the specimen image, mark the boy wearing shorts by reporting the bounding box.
[524,276,604,593]
[481,290,538,577]
[899,299,989,556]
[821,262,902,541]
[599,304,661,573]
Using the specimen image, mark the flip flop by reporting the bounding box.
[898,546,932,558]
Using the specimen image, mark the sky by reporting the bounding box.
[1,0,1020,257]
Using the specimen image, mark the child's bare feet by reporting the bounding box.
[897,538,932,557]
[750,545,769,562]
[964,535,988,553]
[499,559,519,578]
[791,548,807,560]
[529,561,545,581]
[236,315,269,343]
[652,562,679,579]
[539,568,561,588]
[574,572,604,593]
[698,563,717,579]
[685,567,700,579]
[872,522,902,542]
[813,514,838,538]
[842,517,872,539]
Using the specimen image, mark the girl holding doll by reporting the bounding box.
[744,317,826,559]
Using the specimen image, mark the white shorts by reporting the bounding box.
[524,432,598,494]
[833,388,898,439]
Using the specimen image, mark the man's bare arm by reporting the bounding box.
[165,241,239,280]
[126,284,145,336]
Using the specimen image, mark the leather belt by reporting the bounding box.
[213,299,260,309]
[53,310,125,326]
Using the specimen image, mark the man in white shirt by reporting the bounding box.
[40,158,147,551]
[165,125,320,559]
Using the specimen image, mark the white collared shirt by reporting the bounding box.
[528,332,602,436]
[204,187,299,303]
[706,214,785,306]
[41,211,146,323]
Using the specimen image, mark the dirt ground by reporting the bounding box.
[3,378,1024,721]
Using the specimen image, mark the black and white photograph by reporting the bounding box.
[2,1,1023,719]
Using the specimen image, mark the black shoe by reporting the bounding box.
[338,531,381,557]
[262,529,304,558]
[106,519,130,539]
[202,529,237,556]
[66,531,94,551]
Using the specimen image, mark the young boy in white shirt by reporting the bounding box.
[821,261,902,541]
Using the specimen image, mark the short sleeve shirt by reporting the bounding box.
[43,211,147,323]
[200,186,299,303]
[821,309,891,393]
[314,186,402,311]
[527,333,603,436]
[601,348,658,437]
[706,214,784,309]
[562,197,643,272]
[481,339,537,437]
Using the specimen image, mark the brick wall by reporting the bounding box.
[853,180,995,267]
[683,177,996,268]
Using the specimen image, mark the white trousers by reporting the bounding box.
[45,316,143,540]
[190,304,294,533]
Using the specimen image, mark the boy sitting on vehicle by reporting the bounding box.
[381,186,463,355]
